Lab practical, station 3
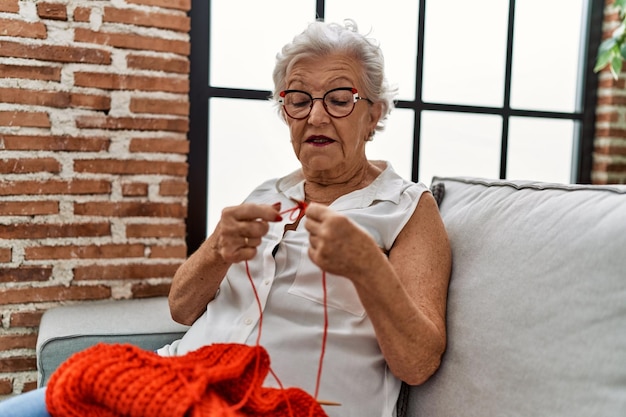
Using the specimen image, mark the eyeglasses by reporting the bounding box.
[278,87,370,119]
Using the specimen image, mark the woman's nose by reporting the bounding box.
[307,99,330,125]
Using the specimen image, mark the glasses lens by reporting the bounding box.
[283,92,312,119]
[324,89,355,117]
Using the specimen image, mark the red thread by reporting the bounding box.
[280,199,309,221]
[314,271,328,400]
[244,200,330,415]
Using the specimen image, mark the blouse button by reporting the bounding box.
[244,318,253,325]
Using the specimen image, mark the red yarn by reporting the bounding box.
[46,343,327,417]
[245,199,330,403]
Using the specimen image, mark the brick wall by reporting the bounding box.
[595,0,626,184]
[0,0,191,396]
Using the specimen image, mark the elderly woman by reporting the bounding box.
[0,19,450,417]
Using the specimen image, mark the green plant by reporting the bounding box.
[595,0,626,79]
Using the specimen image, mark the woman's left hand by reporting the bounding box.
[304,202,384,280]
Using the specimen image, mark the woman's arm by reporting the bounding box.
[304,192,451,385]
[169,203,283,325]
[168,235,231,325]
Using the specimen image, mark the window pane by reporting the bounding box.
[210,0,315,90]
[419,111,502,184]
[422,0,509,107]
[325,0,419,101]
[365,108,415,180]
[510,0,585,112]
[207,98,300,234]
[507,117,574,183]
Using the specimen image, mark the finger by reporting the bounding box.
[231,203,283,222]
[237,219,270,241]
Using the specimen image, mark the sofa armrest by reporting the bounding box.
[36,297,189,387]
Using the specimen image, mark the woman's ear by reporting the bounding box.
[368,102,383,131]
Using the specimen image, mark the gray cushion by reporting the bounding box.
[408,176,626,417]
[37,297,188,387]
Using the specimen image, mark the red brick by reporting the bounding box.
[37,2,68,21]
[0,223,110,239]
[0,201,59,216]
[0,179,111,196]
[73,263,181,280]
[0,266,52,283]
[132,282,171,298]
[0,134,110,152]
[0,0,19,13]
[0,87,70,107]
[127,0,190,11]
[0,248,11,262]
[0,88,63,106]
[130,97,189,116]
[0,64,61,81]
[25,243,145,260]
[23,380,38,392]
[593,160,626,173]
[596,95,626,106]
[149,244,187,258]
[70,93,111,111]
[0,334,38,351]
[74,28,190,56]
[0,17,47,39]
[0,378,12,395]
[595,126,626,138]
[9,310,44,328]
[0,40,111,64]
[75,159,188,176]
[129,138,189,154]
[74,201,186,218]
[126,223,185,238]
[595,143,626,156]
[73,7,90,22]
[0,285,111,305]
[0,356,36,373]
[0,111,50,128]
[75,115,189,133]
[126,54,189,74]
[159,179,188,196]
[0,158,60,174]
[595,111,619,123]
[74,71,188,93]
[103,7,189,32]
[122,182,148,196]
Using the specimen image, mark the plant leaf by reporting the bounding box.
[595,49,613,72]
[620,43,626,60]
[599,37,617,53]
[611,55,623,79]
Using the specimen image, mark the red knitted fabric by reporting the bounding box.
[45,343,328,417]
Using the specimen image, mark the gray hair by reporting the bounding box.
[271,19,396,132]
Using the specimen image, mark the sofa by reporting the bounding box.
[36,176,626,416]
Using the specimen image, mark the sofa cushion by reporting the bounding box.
[37,297,188,387]
[407,177,626,417]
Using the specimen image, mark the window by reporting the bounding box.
[187,0,603,252]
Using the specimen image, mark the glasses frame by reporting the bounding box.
[278,87,370,120]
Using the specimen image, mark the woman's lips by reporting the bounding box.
[305,135,335,145]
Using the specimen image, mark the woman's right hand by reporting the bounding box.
[168,202,282,325]
[210,202,282,263]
